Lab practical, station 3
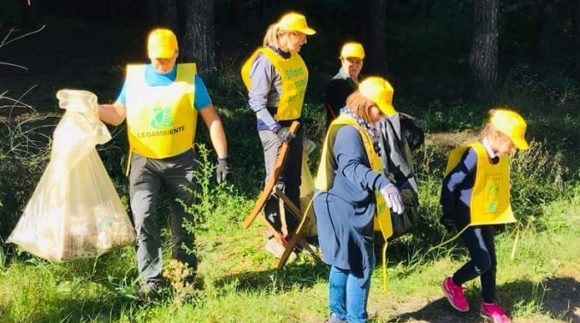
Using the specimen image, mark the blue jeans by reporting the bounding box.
[328,266,371,323]
[453,226,497,303]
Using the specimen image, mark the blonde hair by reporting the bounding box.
[346,91,377,123]
[480,109,511,143]
[263,23,282,48]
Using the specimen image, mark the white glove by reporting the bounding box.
[380,184,404,215]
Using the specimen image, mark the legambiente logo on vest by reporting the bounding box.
[136,106,185,138]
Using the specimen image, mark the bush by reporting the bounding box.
[0,108,55,243]
[419,99,485,133]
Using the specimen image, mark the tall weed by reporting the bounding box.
[0,101,56,242]
[510,142,570,227]
[182,143,251,235]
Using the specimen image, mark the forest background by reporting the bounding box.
[0,0,578,322]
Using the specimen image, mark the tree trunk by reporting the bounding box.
[468,0,499,103]
[227,0,241,28]
[364,0,388,75]
[534,0,559,61]
[575,0,580,76]
[177,0,216,76]
[148,0,178,31]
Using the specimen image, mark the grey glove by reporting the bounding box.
[275,127,295,143]
[216,157,231,184]
[380,184,404,215]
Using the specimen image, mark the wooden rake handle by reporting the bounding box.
[242,121,300,229]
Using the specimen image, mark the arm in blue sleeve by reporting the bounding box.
[334,126,390,192]
[440,148,477,213]
[116,81,127,105]
[248,55,278,128]
[194,75,212,110]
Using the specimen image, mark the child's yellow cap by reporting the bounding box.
[490,109,529,150]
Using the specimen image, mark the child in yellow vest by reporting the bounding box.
[440,109,529,323]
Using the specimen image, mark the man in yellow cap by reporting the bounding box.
[324,42,365,127]
[97,28,230,299]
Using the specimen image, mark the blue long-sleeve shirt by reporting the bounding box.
[440,140,499,229]
[314,125,390,283]
[329,126,389,203]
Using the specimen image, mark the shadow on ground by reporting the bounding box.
[214,260,328,293]
[387,276,579,322]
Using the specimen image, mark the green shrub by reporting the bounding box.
[419,99,485,133]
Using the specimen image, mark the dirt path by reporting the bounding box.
[370,274,580,322]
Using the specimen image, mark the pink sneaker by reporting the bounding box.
[480,303,511,323]
[442,276,470,312]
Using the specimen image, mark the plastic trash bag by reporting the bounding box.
[7,89,135,262]
[300,138,317,237]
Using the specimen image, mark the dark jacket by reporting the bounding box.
[324,68,357,126]
[314,125,389,284]
[440,148,477,230]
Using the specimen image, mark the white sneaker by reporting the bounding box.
[265,238,297,262]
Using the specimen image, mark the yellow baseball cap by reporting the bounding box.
[340,42,365,59]
[277,12,316,35]
[359,77,396,116]
[147,28,178,59]
[490,109,529,150]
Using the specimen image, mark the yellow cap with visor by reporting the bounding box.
[277,12,316,35]
[341,42,365,59]
[147,28,178,59]
[490,109,529,150]
[359,77,396,116]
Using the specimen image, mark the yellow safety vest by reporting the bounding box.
[444,142,516,226]
[126,63,197,159]
[241,47,308,121]
[315,115,393,240]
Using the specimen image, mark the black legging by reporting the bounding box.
[452,226,497,303]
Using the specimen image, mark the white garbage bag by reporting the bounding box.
[300,138,317,237]
[7,89,135,261]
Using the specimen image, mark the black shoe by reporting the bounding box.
[137,281,162,302]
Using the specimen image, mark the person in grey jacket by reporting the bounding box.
[241,12,316,258]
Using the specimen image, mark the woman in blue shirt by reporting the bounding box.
[314,77,404,323]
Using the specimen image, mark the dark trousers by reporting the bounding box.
[129,149,197,284]
[258,127,303,237]
[453,226,497,303]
